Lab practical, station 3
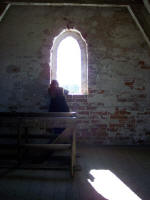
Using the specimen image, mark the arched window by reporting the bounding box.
[50,29,88,95]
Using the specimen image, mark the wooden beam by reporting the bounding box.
[22,144,71,150]
[0,0,143,5]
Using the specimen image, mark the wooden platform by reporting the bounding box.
[0,112,78,176]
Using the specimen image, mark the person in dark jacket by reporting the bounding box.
[48,80,69,112]
[48,80,69,137]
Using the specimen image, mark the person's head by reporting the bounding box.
[50,80,59,88]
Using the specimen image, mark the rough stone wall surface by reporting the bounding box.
[0,5,150,144]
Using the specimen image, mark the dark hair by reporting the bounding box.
[48,80,60,97]
[50,80,59,88]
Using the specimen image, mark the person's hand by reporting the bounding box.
[64,89,69,95]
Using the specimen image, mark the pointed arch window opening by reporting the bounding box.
[50,29,88,95]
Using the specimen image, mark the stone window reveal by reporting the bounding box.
[50,29,88,95]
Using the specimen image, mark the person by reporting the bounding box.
[48,80,69,112]
[48,80,69,138]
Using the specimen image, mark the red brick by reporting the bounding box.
[88,89,97,93]
[139,61,150,69]
[124,80,135,89]
[110,108,130,120]
[135,86,145,91]
[98,90,104,94]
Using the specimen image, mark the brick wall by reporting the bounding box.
[0,5,150,144]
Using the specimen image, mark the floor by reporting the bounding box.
[0,146,150,200]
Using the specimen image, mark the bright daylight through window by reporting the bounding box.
[57,36,81,94]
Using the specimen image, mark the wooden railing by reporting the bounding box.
[0,112,78,177]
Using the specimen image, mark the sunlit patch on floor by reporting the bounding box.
[88,170,141,200]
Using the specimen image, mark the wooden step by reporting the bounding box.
[22,144,71,150]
